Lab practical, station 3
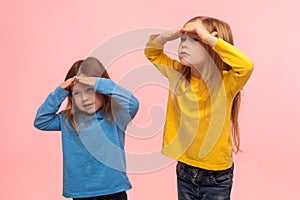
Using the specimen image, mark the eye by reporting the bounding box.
[72,91,80,96]
[87,87,94,93]
[192,37,200,42]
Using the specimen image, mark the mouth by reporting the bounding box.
[179,51,190,56]
[82,103,94,108]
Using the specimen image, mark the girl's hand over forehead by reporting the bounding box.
[181,20,218,47]
[76,76,97,86]
[154,29,181,45]
[60,76,77,90]
[162,29,181,42]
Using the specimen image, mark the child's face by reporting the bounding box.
[178,32,208,70]
[72,82,104,114]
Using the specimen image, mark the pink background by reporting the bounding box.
[1,0,299,199]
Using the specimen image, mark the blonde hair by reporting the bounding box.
[179,16,241,153]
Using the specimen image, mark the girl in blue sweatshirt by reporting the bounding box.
[34,57,139,200]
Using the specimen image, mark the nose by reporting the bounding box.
[81,93,89,102]
[180,39,188,48]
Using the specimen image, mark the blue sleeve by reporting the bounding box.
[34,86,69,131]
[95,78,139,127]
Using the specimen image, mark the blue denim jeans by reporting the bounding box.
[72,191,127,200]
[176,162,234,200]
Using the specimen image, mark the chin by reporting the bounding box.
[178,56,189,65]
[180,60,192,67]
[86,110,96,114]
[78,109,95,115]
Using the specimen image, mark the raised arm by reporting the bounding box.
[152,29,182,45]
[144,30,182,79]
[77,77,139,120]
[33,77,76,131]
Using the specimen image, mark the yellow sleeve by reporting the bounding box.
[144,34,181,80]
[213,38,254,93]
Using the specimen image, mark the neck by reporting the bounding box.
[190,66,202,79]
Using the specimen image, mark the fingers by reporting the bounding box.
[163,29,181,41]
[76,76,88,84]
[60,76,97,90]
[76,76,97,86]
[181,21,198,33]
[179,29,187,33]
[180,27,194,33]
[211,31,218,37]
[154,30,181,45]
[60,76,77,89]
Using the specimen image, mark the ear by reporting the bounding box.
[211,31,218,37]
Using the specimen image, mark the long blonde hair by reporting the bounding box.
[179,16,241,153]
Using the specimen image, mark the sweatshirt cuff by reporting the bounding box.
[212,38,229,52]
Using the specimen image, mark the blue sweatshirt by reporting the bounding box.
[34,78,139,198]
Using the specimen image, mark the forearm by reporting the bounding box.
[95,78,139,117]
[34,86,68,131]
[153,34,168,45]
[213,38,254,74]
[144,34,181,79]
[203,35,218,48]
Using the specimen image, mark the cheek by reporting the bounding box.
[191,44,206,55]
[191,46,207,59]
[72,97,81,107]
[95,94,104,106]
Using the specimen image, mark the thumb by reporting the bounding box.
[211,31,218,37]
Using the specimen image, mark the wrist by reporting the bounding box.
[60,83,67,89]
[153,34,167,45]
[204,35,218,47]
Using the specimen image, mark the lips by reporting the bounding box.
[83,103,94,108]
[179,51,190,56]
